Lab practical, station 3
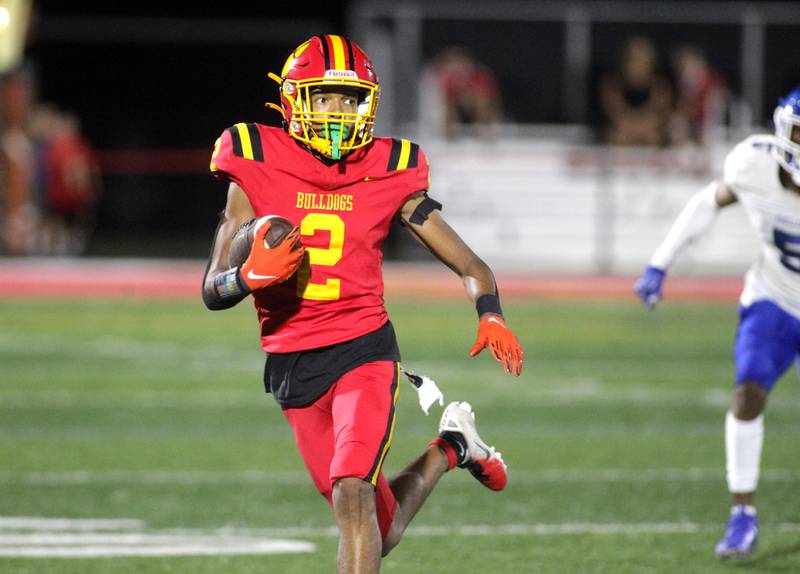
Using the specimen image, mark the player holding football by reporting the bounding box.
[201,35,523,573]
[635,86,800,559]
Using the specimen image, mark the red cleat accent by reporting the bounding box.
[438,402,508,492]
[464,457,507,492]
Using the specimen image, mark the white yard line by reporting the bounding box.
[0,533,302,544]
[2,517,800,558]
[2,467,799,486]
[0,517,315,557]
[3,521,800,541]
[3,385,798,410]
[0,517,143,531]
[0,540,314,558]
[0,333,262,376]
[206,522,800,538]
[0,470,305,485]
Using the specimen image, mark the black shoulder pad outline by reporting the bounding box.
[386,138,420,172]
[227,123,264,162]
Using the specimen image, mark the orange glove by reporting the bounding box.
[239,218,305,291]
[469,314,523,376]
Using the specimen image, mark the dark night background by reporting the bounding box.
[17,1,800,257]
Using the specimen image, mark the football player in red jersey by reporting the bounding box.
[201,35,523,573]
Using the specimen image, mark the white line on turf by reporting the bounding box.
[0,540,314,558]
[199,522,800,538]
[3,517,800,558]
[0,533,311,544]
[0,518,315,558]
[0,517,144,531]
[2,468,799,486]
[3,388,799,410]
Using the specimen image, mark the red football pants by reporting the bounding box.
[282,360,400,540]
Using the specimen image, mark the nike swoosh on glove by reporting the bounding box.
[469,314,523,376]
[634,265,666,309]
[239,218,305,291]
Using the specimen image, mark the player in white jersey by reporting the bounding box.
[635,85,800,559]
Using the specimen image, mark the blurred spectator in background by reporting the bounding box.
[1,65,37,255]
[420,45,502,139]
[1,64,100,256]
[599,36,673,147]
[668,44,729,147]
[31,104,100,255]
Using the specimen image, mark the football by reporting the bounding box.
[228,215,295,268]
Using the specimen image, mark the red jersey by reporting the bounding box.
[210,124,429,353]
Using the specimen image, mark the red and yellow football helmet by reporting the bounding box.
[267,35,379,160]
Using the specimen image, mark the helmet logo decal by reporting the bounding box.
[281,40,311,77]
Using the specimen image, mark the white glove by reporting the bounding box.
[402,368,444,415]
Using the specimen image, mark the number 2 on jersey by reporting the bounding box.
[296,213,344,300]
[774,229,800,273]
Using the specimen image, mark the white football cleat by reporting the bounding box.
[438,401,507,491]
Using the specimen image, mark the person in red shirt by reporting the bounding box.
[35,107,100,255]
[430,45,502,139]
[669,44,729,146]
[202,35,523,573]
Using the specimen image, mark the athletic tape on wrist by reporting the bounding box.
[214,267,249,298]
[202,211,250,311]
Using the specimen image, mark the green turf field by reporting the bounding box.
[1,297,798,573]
